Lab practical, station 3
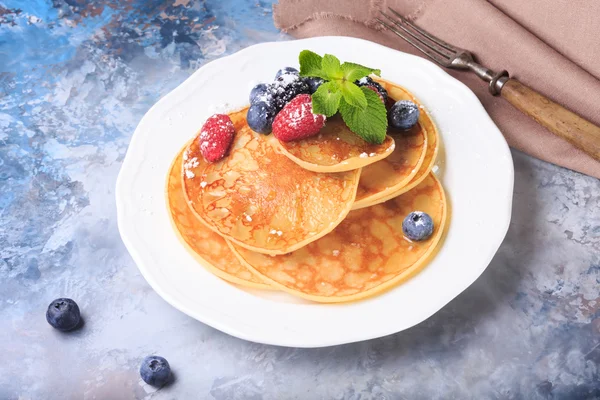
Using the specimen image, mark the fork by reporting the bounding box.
[378,8,600,162]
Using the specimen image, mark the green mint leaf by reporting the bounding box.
[311,81,341,117]
[340,62,381,82]
[299,50,325,78]
[339,87,388,144]
[321,54,343,80]
[339,81,367,109]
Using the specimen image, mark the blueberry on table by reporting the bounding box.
[389,100,420,130]
[247,101,277,134]
[304,76,324,94]
[249,83,271,105]
[275,67,299,79]
[46,298,81,331]
[140,356,171,387]
[402,211,434,241]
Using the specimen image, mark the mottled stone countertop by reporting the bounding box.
[1,1,599,399]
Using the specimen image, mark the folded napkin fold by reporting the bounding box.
[274,0,600,179]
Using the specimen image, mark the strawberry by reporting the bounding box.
[272,94,326,142]
[198,114,235,162]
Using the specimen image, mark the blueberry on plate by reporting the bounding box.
[389,100,420,130]
[275,67,299,79]
[355,76,388,103]
[46,298,81,331]
[249,83,272,105]
[402,211,434,241]
[140,355,171,387]
[247,101,277,134]
[304,76,324,94]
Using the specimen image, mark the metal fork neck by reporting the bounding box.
[467,60,509,96]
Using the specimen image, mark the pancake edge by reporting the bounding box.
[273,135,395,173]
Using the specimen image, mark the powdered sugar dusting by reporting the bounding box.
[274,73,298,87]
[197,114,235,162]
[413,211,427,226]
[254,74,300,103]
[183,156,199,179]
[286,99,323,129]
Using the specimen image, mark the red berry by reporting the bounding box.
[272,94,326,142]
[366,85,385,103]
[198,114,235,162]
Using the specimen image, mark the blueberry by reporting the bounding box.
[275,67,299,79]
[140,356,171,387]
[402,211,434,241]
[355,76,388,103]
[271,74,310,111]
[304,77,324,94]
[249,83,271,105]
[46,298,81,331]
[247,101,277,134]
[389,100,420,130]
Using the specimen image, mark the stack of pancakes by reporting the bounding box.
[167,80,447,303]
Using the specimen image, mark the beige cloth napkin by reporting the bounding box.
[273,0,600,179]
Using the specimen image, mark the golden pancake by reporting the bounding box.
[182,109,361,256]
[366,128,439,206]
[353,124,438,210]
[353,123,427,208]
[352,79,435,209]
[166,146,270,289]
[274,115,395,172]
[229,173,447,303]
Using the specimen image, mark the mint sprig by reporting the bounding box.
[339,80,367,109]
[312,81,341,117]
[339,87,388,145]
[298,50,387,144]
[341,62,381,83]
[299,50,325,79]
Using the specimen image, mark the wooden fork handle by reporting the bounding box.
[500,78,600,161]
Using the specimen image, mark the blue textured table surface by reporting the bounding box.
[1,1,599,399]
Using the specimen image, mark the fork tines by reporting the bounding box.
[377,8,459,67]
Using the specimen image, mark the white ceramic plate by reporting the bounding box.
[116,37,513,348]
